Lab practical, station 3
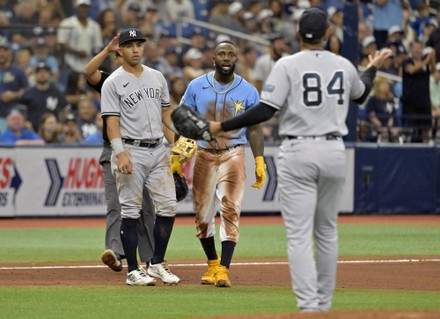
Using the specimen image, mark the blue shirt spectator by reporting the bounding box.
[0,109,43,145]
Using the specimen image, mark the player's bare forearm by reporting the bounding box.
[248,124,264,158]
[84,35,119,85]
[161,106,176,144]
[105,115,132,174]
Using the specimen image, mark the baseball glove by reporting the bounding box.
[171,105,215,142]
[174,172,188,202]
[171,136,198,163]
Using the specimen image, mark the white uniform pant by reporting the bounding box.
[278,139,346,311]
[111,143,176,219]
[192,146,246,243]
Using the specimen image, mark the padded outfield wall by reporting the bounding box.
[0,143,437,217]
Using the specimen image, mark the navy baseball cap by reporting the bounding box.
[299,8,329,40]
[118,28,146,46]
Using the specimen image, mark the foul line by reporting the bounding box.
[1,258,440,270]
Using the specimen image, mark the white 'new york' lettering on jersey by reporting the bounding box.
[260,50,365,137]
[101,65,171,140]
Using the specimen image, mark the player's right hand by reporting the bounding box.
[116,152,133,175]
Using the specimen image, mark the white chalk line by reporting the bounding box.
[1,258,440,270]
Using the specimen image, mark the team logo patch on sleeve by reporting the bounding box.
[262,84,275,92]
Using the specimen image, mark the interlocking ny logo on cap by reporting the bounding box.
[129,29,137,37]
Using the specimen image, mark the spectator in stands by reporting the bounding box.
[408,1,431,41]
[155,47,184,85]
[420,18,438,46]
[57,0,103,75]
[14,48,33,81]
[119,2,143,30]
[37,112,61,144]
[360,36,378,67]
[236,44,257,85]
[64,71,88,112]
[182,48,206,82]
[325,33,342,55]
[166,0,195,23]
[0,36,28,132]
[208,1,229,28]
[0,109,43,145]
[84,111,103,144]
[430,62,440,140]
[366,77,401,142]
[253,34,290,93]
[0,0,15,29]
[373,0,409,50]
[243,11,258,36]
[327,6,343,42]
[388,42,407,76]
[29,37,60,83]
[97,8,118,52]
[20,62,69,132]
[426,14,440,62]
[182,28,207,57]
[9,0,39,49]
[256,9,275,36]
[227,2,247,34]
[59,113,83,144]
[169,76,187,108]
[401,41,436,143]
[77,97,98,139]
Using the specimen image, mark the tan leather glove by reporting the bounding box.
[170,154,183,177]
[251,156,266,189]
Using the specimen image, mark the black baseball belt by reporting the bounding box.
[199,144,242,154]
[123,138,161,148]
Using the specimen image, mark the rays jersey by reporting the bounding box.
[101,65,171,140]
[261,50,366,137]
[181,71,259,149]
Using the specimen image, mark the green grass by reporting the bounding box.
[1,221,439,318]
[0,286,438,318]
[1,223,439,263]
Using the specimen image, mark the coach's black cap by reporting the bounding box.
[299,8,329,40]
[118,28,146,46]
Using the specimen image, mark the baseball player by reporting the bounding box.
[177,41,266,288]
[100,28,179,286]
[84,35,156,272]
[173,9,391,310]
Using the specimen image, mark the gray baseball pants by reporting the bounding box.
[277,138,346,311]
[100,143,155,262]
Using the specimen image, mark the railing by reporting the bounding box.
[175,16,270,47]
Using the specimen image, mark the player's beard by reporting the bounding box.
[215,62,236,78]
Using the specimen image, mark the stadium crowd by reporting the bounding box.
[1,0,440,144]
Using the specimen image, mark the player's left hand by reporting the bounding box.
[170,155,183,177]
[251,156,266,189]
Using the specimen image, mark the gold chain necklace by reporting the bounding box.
[211,73,236,95]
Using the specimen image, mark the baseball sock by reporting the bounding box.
[120,218,139,273]
[200,236,218,260]
[220,240,236,268]
[151,216,175,264]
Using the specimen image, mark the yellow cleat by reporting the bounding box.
[215,265,232,288]
[201,257,220,285]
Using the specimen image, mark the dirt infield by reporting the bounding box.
[1,215,440,319]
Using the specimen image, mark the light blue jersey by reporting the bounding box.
[180,71,259,149]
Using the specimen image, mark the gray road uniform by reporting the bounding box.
[261,50,365,311]
[100,64,176,220]
[88,73,154,264]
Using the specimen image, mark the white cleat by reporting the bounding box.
[126,267,156,286]
[147,261,180,285]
